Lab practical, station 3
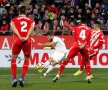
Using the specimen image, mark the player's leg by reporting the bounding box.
[81,48,91,83]
[53,43,80,82]
[20,39,31,87]
[43,59,58,77]
[36,56,54,73]
[43,51,66,77]
[11,38,21,87]
[73,57,86,76]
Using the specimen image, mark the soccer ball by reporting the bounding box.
[35,62,45,69]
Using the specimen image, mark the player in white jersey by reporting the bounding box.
[37,32,68,77]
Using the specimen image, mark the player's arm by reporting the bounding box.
[93,35,104,49]
[26,22,35,39]
[10,22,22,40]
[79,41,87,49]
[38,42,55,47]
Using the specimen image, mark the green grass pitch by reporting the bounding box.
[0,68,108,90]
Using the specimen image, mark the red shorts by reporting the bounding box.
[12,37,31,56]
[89,48,99,59]
[67,42,89,60]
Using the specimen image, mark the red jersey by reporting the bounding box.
[90,30,104,49]
[11,15,35,37]
[73,24,92,45]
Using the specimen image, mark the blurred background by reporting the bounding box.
[0,0,108,36]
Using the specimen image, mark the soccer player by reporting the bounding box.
[37,32,68,77]
[53,17,92,83]
[73,21,104,79]
[10,6,35,87]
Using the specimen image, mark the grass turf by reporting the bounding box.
[0,68,108,90]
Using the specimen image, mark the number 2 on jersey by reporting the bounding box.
[20,21,27,32]
[79,30,86,40]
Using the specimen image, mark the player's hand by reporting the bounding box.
[38,43,43,46]
[19,36,25,42]
[19,37,27,42]
[79,43,86,49]
[89,47,93,50]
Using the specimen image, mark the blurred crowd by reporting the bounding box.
[0,0,108,36]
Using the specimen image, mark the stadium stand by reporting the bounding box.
[0,0,108,35]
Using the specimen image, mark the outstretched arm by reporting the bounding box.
[38,42,55,47]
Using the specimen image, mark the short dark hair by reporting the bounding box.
[19,6,26,14]
[94,21,100,25]
[46,31,54,36]
[80,16,87,23]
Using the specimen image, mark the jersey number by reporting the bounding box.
[79,30,86,40]
[20,21,27,32]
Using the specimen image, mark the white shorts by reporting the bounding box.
[50,51,67,63]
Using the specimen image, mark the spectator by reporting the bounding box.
[42,21,50,35]
[105,19,108,30]
[32,9,40,24]
[54,26,62,35]
[51,19,59,33]
[0,20,9,35]
[35,20,43,35]
[59,15,66,28]
[47,4,59,15]
[99,18,106,30]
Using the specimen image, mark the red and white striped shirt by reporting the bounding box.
[90,30,104,49]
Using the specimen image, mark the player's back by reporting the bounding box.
[11,15,34,37]
[73,24,92,44]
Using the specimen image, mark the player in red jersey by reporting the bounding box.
[52,17,92,83]
[73,21,104,79]
[10,6,35,87]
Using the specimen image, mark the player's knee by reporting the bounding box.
[24,54,30,60]
[65,58,70,62]
[51,61,57,66]
[12,54,18,59]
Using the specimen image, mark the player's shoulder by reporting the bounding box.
[26,16,34,21]
[100,30,104,35]
[11,16,19,22]
[53,36,59,39]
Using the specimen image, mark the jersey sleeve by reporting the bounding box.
[10,18,15,26]
[93,33,104,49]
[53,37,58,44]
[30,18,35,27]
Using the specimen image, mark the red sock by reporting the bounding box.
[80,58,86,71]
[85,60,91,76]
[11,59,17,79]
[58,60,69,75]
[21,60,29,77]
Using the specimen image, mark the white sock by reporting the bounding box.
[44,60,51,68]
[44,65,54,76]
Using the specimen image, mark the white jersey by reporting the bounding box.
[53,36,67,53]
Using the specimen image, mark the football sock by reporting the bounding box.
[85,60,91,76]
[21,60,29,78]
[80,58,86,71]
[44,65,54,75]
[11,59,17,79]
[57,60,68,75]
[44,60,51,68]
